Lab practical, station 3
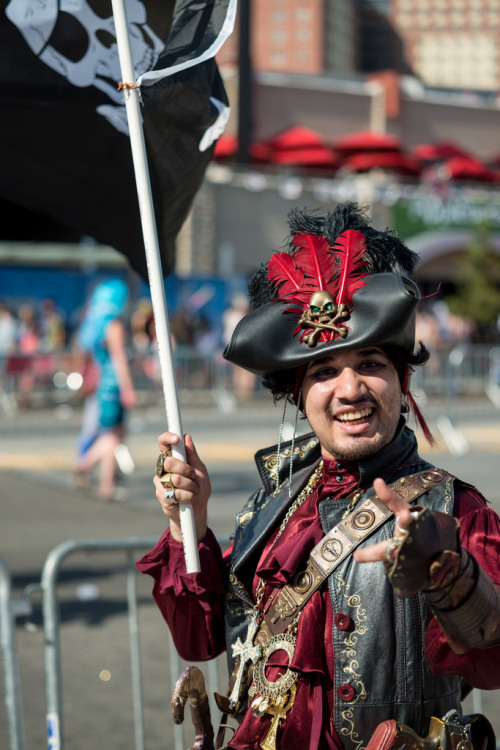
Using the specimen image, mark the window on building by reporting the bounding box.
[296,7,312,20]
[271,10,288,23]
[296,28,312,41]
[270,50,287,65]
[271,30,288,44]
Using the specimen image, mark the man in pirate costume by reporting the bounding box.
[137,204,500,750]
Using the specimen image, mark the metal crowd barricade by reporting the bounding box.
[2,344,500,412]
[40,536,230,750]
[487,346,500,407]
[0,555,26,750]
[1,540,498,749]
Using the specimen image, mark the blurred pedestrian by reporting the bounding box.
[73,280,137,501]
[223,294,256,401]
[16,303,39,355]
[130,298,161,385]
[38,298,66,352]
[0,302,17,412]
[14,303,40,408]
[0,302,16,364]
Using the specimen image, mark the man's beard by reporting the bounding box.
[323,432,390,461]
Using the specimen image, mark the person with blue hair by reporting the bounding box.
[74,279,137,501]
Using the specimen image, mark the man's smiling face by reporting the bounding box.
[301,347,402,461]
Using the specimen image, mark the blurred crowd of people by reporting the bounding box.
[0,289,258,407]
[415,300,479,352]
[0,290,490,415]
[0,286,497,501]
[0,298,67,360]
[0,285,259,502]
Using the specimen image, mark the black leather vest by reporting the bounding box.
[224,420,461,749]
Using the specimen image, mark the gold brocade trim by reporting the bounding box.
[238,511,255,530]
[228,572,248,601]
[340,706,365,750]
[261,438,319,478]
[237,439,320,532]
[442,477,453,516]
[334,572,369,750]
[225,595,253,618]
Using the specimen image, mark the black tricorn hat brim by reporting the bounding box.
[223,273,421,378]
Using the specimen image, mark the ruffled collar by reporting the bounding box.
[256,458,360,589]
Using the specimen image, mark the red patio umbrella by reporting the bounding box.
[271,146,339,170]
[213,134,238,159]
[267,125,327,151]
[340,151,421,176]
[411,141,471,164]
[436,155,496,182]
[333,130,402,155]
[213,136,273,164]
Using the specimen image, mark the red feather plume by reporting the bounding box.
[268,230,369,346]
[292,233,338,292]
[334,230,368,306]
[268,252,305,298]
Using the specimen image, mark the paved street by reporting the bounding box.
[1,394,499,749]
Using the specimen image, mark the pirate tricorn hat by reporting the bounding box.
[224,203,422,378]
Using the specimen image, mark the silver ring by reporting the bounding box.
[164,488,177,503]
[395,518,407,534]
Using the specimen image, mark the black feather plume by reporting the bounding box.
[248,202,420,309]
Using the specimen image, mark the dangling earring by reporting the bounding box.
[287,389,302,499]
[275,397,288,492]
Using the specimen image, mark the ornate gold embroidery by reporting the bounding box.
[340,707,365,750]
[334,572,369,750]
[261,438,319,476]
[228,573,249,603]
[238,511,255,529]
[225,599,250,619]
[442,477,453,516]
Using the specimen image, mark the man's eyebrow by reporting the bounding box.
[357,348,385,357]
[307,356,334,367]
[308,347,385,367]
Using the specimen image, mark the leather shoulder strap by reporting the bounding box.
[262,468,454,636]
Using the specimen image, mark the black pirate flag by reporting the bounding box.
[0,0,235,279]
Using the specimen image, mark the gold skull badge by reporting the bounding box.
[299,290,349,347]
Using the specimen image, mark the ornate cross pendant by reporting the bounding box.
[228,617,261,711]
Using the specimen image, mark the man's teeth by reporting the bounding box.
[337,408,373,422]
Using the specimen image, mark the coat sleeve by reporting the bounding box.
[425,483,500,689]
[136,528,232,662]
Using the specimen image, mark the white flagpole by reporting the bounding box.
[111,0,200,574]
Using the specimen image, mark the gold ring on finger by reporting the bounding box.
[155,449,171,478]
[160,471,174,490]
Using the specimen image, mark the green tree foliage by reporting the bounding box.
[445,227,500,340]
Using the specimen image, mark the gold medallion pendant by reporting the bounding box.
[259,683,297,750]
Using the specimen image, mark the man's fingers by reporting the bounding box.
[158,432,180,450]
[373,477,413,530]
[184,434,206,472]
[354,540,389,563]
[373,477,406,509]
